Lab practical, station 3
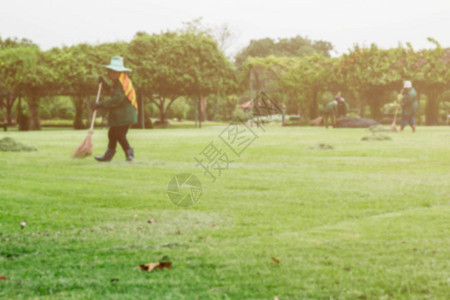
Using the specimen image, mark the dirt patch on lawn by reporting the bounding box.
[361,134,392,141]
[308,143,334,150]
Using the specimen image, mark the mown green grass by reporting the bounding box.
[0,125,449,299]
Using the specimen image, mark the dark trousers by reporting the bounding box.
[108,125,131,151]
[322,112,335,128]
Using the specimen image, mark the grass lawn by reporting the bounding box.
[0,125,449,299]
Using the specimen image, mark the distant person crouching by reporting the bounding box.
[322,100,337,128]
[335,95,348,118]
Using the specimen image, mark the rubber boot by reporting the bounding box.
[125,148,134,162]
[95,148,116,162]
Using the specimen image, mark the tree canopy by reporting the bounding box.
[235,36,333,66]
[128,30,236,123]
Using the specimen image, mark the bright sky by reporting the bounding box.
[1,0,449,57]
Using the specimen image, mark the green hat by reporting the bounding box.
[104,56,131,72]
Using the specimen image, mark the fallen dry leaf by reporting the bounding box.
[0,276,7,280]
[271,257,280,264]
[159,262,172,269]
[139,262,172,272]
[211,223,215,227]
[177,230,181,235]
[139,263,160,272]
[274,297,280,300]
[148,219,156,224]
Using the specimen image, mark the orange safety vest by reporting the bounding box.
[118,72,138,109]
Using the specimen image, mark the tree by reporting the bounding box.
[235,36,333,119]
[128,31,236,125]
[0,50,21,124]
[243,54,333,119]
[0,36,36,49]
[49,42,128,129]
[388,39,450,125]
[336,44,401,120]
[48,45,96,129]
[403,39,450,125]
[0,45,56,130]
[213,23,237,56]
[0,37,37,124]
[281,54,334,119]
[180,19,238,124]
[235,36,333,66]
[239,56,291,119]
[20,48,58,130]
[128,32,179,125]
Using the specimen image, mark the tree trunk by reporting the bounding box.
[359,96,365,118]
[151,97,169,125]
[199,96,207,122]
[198,97,202,128]
[425,91,439,125]
[369,97,381,121]
[137,94,145,129]
[157,97,175,125]
[27,96,41,130]
[6,94,16,124]
[73,96,85,129]
[213,97,220,121]
[17,97,30,131]
[158,102,165,123]
[6,104,13,125]
[194,98,199,128]
[308,88,318,120]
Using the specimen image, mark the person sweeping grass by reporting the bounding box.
[94,56,138,162]
[398,80,418,133]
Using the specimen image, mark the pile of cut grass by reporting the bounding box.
[0,137,37,152]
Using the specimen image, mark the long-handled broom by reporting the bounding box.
[391,89,403,132]
[73,82,102,158]
[390,107,399,132]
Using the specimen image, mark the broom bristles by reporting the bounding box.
[73,131,94,158]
